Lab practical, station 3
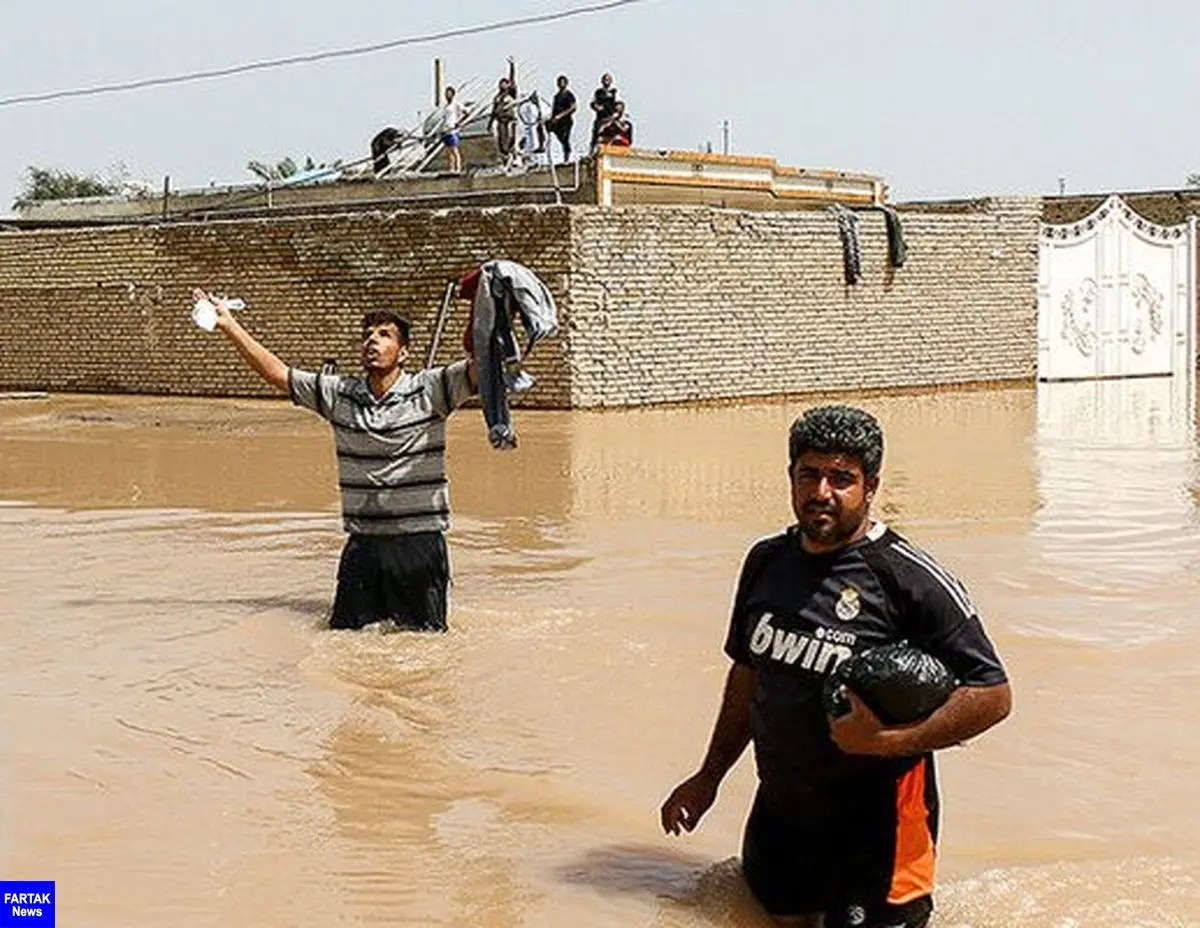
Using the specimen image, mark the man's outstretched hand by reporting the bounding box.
[192,287,236,332]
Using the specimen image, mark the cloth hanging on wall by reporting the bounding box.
[828,204,862,285]
[873,204,907,269]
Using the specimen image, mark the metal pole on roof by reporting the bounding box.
[722,120,730,155]
[549,146,563,205]
[426,280,456,369]
[434,58,445,107]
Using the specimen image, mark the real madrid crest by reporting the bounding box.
[835,586,861,622]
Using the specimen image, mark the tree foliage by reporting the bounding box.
[12,166,118,209]
[12,163,149,210]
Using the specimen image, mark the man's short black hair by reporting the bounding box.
[788,405,884,477]
[361,310,410,345]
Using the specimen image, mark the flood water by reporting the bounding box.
[1,377,1198,927]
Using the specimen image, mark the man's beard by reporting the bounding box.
[798,505,863,547]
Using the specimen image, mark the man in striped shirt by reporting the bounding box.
[196,288,478,631]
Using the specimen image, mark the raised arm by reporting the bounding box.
[194,288,288,393]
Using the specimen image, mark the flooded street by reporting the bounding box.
[1,379,1199,926]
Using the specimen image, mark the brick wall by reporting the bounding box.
[0,198,1041,406]
[0,207,575,404]
[564,198,1041,406]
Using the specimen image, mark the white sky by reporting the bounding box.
[2,0,1199,214]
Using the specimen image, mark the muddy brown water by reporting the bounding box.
[1,378,1198,927]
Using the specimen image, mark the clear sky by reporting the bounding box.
[2,0,1199,215]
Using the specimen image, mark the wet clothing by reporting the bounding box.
[330,532,449,631]
[742,767,936,926]
[724,521,1007,919]
[289,363,473,629]
[459,260,558,450]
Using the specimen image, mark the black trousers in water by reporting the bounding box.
[330,532,449,631]
[741,786,935,927]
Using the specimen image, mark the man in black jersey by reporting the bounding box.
[660,405,1011,928]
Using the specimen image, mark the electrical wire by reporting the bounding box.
[0,0,652,109]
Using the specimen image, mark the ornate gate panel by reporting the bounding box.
[1037,196,1196,381]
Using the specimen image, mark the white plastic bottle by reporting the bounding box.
[191,295,245,332]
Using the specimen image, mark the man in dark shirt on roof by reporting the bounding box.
[195,287,478,632]
[660,405,1012,928]
[589,72,618,148]
[547,74,577,163]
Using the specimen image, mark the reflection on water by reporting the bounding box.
[1,381,1198,926]
[1030,376,1200,645]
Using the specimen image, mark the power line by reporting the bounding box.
[0,0,652,109]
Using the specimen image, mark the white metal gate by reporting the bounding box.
[1037,195,1196,381]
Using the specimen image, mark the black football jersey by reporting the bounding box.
[724,522,1007,800]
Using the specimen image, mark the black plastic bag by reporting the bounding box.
[822,642,958,726]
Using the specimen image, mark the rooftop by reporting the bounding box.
[12,147,887,225]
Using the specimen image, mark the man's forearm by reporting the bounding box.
[219,316,289,392]
[887,682,1011,756]
[698,663,754,780]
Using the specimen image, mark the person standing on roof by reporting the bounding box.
[589,72,618,149]
[489,57,520,169]
[547,75,577,163]
[438,86,466,174]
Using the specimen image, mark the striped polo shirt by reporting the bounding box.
[288,361,473,535]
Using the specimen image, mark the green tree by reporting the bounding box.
[1187,172,1200,189]
[12,166,118,209]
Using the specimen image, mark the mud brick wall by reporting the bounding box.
[564,198,1041,405]
[0,199,1041,406]
[0,207,574,403]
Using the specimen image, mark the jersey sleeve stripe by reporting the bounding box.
[892,539,972,604]
[890,541,975,620]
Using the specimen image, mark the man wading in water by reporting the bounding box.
[195,288,478,631]
[660,405,1011,927]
